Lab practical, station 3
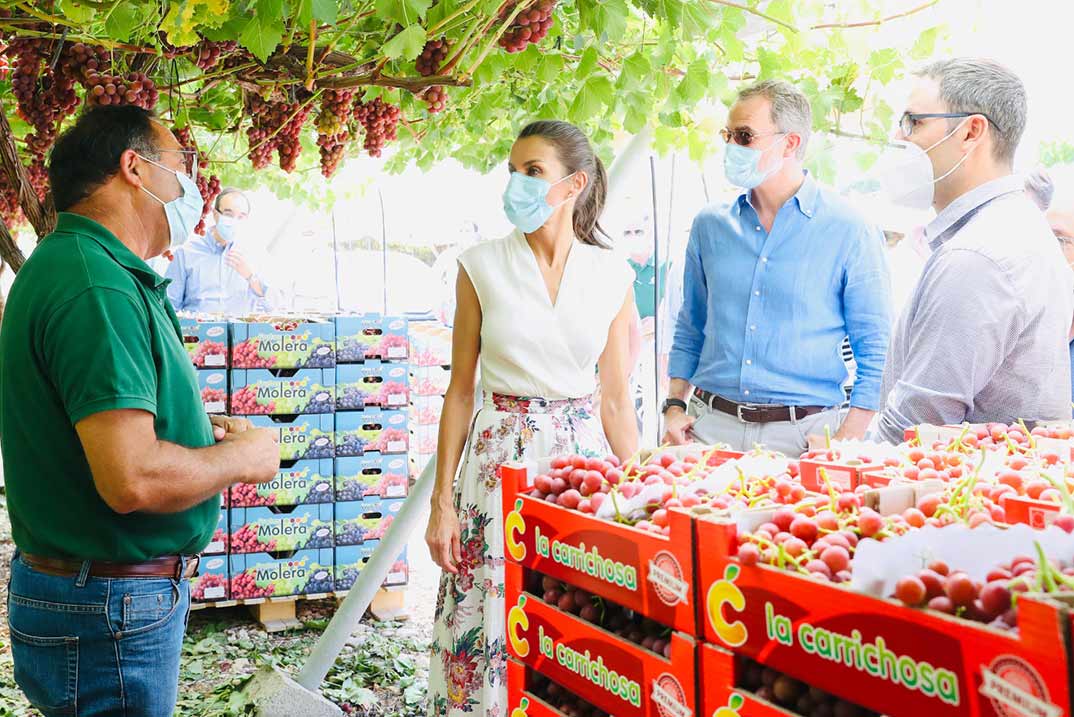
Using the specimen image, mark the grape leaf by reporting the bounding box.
[867,48,902,85]
[375,0,434,25]
[240,0,286,62]
[381,25,427,61]
[161,0,232,47]
[296,0,338,27]
[675,58,709,105]
[617,51,651,92]
[569,75,614,122]
[104,2,148,42]
[911,26,943,61]
[58,0,94,24]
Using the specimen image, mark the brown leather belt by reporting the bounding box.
[695,389,826,424]
[21,553,199,580]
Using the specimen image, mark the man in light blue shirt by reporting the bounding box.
[165,188,272,315]
[663,80,892,456]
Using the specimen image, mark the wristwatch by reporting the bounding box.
[661,398,688,415]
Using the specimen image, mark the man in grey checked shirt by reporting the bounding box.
[875,58,1074,443]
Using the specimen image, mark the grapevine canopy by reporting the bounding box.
[0,0,947,270]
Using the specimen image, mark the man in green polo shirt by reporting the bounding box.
[1,106,280,717]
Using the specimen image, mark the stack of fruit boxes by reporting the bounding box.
[224,318,338,600]
[501,445,1074,717]
[408,320,452,475]
[333,314,410,592]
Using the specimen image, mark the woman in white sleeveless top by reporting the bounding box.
[425,121,638,716]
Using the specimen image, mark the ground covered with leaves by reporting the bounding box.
[0,492,434,716]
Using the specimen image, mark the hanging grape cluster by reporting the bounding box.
[245,91,314,173]
[415,38,449,76]
[174,126,222,235]
[193,40,239,71]
[498,1,557,53]
[315,89,357,178]
[353,97,401,158]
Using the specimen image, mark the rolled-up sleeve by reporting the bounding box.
[668,218,707,381]
[876,249,1022,443]
[843,225,893,411]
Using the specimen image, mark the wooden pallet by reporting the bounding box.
[190,586,408,632]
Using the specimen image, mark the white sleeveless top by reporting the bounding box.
[458,230,634,400]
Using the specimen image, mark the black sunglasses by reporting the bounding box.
[899,111,998,137]
[720,128,787,147]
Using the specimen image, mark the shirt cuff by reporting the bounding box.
[667,351,698,382]
[847,379,881,412]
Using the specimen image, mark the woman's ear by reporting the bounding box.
[570,170,589,199]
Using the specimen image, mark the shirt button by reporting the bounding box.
[761,257,768,263]
[754,290,760,296]
[745,359,752,365]
[749,325,757,331]
[744,389,751,396]
[755,226,762,231]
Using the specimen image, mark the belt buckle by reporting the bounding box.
[736,403,752,422]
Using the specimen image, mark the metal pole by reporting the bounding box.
[378,189,388,315]
[296,455,436,690]
[649,156,661,442]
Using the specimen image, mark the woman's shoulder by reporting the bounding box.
[575,240,633,282]
[458,231,518,267]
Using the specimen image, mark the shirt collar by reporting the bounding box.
[53,212,169,289]
[735,171,818,220]
[925,174,1024,249]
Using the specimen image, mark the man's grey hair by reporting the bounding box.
[737,80,812,160]
[915,58,1027,167]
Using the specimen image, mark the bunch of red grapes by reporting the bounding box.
[230,482,276,507]
[499,1,557,53]
[737,657,880,717]
[527,571,673,658]
[191,572,228,601]
[200,387,226,408]
[369,427,408,453]
[229,524,276,553]
[84,71,158,109]
[231,340,279,368]
[316,89,356,136]
[230,386,275,415]
[188,339,227,367]
[415,38,449,76]
[317,131,349,179]
[230,571,275,600]
[246,95,299,170]
[353,97,401,158]
[422,86,448,114]
[193,40,238,71]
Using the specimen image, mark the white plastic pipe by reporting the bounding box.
[296,455,436,690]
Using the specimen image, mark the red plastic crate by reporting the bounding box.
[1002,494,1063,529]
[698,643,804,717]
[798,458,889,492]
[507,659,601,717]
[694,515,1073,717]
[501,461,697,634]
[505,561,698,717]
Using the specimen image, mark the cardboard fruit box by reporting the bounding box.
[698,643,808,717]
[693,513,1074,717]
[228,503,334,554]
[333,497,403,547]
[333,541,408,591]
[179,315,228,368]
[227,459,333,507]
[334,409,408,458]
[247,414,335,462]
[202,507,228,556]
[336,362,409,411]
[335,314,409,363]
[334,454,409,502]
[229,318,336,369]
[191,554,230,603]
[506,659,616,717]
[228,549,333,600]
[505,561,698,717]
[196,369,228,415]
[500,459,698,635]
[229,368,335,415]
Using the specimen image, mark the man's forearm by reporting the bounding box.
[249,276,267,298]
[131,440,264,514]
[668,377,693,402]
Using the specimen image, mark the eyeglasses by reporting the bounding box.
[899,111,997,138]
[154,149,200,182]
[720,128,787,147]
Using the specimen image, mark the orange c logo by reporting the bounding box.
[706,564,748,648]
[507,595,530,658]
[505,498,527,561]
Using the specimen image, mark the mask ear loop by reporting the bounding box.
[549,171,579,210]
[925,117,978,185]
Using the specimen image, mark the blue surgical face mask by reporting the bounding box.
[502,171,576,233]
[723,134,787,189]
[138,154,204,249]
[215,215,240,244]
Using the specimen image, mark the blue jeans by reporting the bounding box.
[6,552,191,717]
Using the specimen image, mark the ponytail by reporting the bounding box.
[518,120,610,248]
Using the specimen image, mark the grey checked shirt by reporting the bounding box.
[876,175,1074,443]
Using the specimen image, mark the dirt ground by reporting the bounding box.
[0,493,440,716]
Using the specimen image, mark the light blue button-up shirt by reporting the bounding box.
[669,173,892,410]
[164,231,270,316]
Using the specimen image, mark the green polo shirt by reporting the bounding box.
[0,212,218,562]
[629,258,668,320]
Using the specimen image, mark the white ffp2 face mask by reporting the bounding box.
[876,119,974,211]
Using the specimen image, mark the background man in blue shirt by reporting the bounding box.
[165,187,272,315]
[663,79,892,456]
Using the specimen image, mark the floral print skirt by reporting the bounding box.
[427,392,610,717]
